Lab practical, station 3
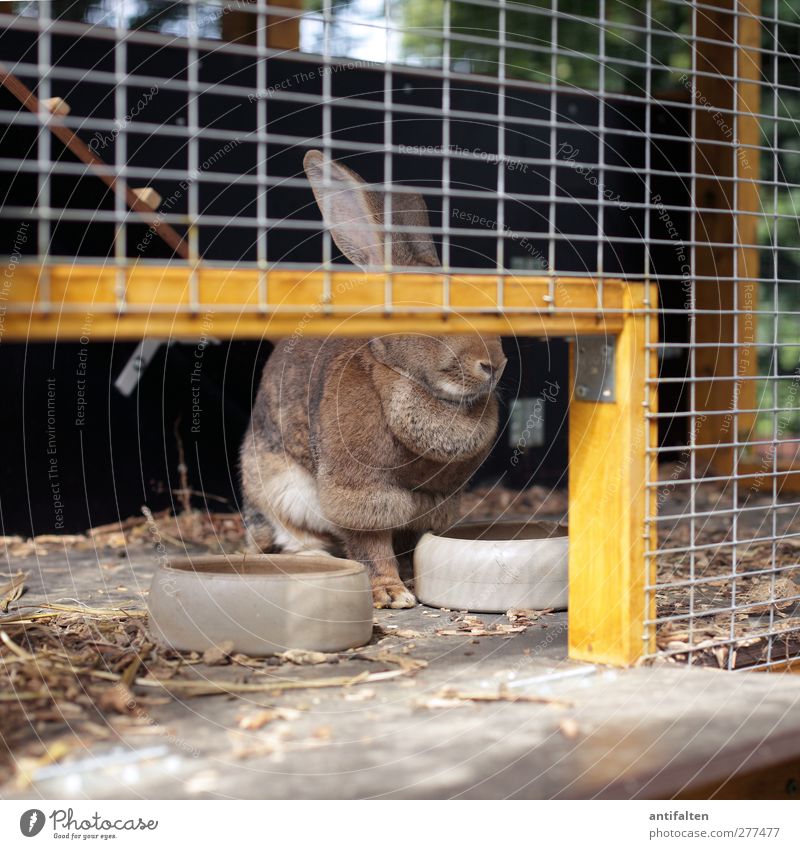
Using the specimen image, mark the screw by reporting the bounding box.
[575,385,588,398]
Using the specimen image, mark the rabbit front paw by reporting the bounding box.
[372,582,417,609]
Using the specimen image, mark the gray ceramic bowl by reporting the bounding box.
[414,519,569,613]
[147,554,374,655]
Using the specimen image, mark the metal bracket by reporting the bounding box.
[573,337,616,403]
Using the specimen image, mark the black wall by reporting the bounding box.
[0,29,691,533]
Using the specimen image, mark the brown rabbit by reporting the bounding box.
[240,151,506,607]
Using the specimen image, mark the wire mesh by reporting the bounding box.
[1,0,799,669]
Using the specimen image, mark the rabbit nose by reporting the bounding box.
[478,357,508,378]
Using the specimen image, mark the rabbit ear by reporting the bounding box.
[303,150,384,269]
[303,150,440,270]
[382,190,440,268]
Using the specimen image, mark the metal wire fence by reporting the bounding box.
[1,0,798,669]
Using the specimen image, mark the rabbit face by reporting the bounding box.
[369,334,507,403]
[302,151,508,402]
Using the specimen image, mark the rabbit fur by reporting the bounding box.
[240,151,506,607]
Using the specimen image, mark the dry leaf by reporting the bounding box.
[97,682,136,715]
[435,625,525,637]
[237,710,279,730]
[416,687,572,709]
[353,650,427,673]
[280,649,331,665]
[344,688,376,702]
[236,707,302,730]
[202,641,234,665]
[0,572,26,612]
[744,577,799,613]
[559,717,580,739]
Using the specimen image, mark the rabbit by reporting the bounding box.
[240,150,507,607]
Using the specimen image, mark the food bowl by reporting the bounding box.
[147,554,374,655]
[413,520,568,613]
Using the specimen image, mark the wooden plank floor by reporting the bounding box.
[2,545,800,800]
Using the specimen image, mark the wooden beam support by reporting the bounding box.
[693,0,761,475]
[568,282,657,665]
[2,265,626,341]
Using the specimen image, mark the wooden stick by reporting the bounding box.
[0,63,190,260]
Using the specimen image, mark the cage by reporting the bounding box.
[1,0,799,677]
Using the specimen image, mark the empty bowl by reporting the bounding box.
[147,553,374,655]
[413,520,568,613]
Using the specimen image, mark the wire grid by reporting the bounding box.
[1,0,799,669]
[642,0,800,672]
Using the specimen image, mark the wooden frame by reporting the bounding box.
[568,283,657,665]
[5,265,626,340]
[4,264,657,665]
[694,0,762,475]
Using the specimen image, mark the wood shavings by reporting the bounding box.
[351,650,427,673]
[744,577,799,613]
[373,623,425,640]
[0,572,26,612]
[2,506,247,562]
[311,725,332,741]
[32,534,86,546]
[506,607,553,625]
[97,681,136,715]
[435,624,526,637]
[415,686,572,709]
[237,707,301,730]
[558,717,581,739]
[202,641,235,666]
[0,596,420,784]
[458,485,567,522]
[343,687,376,702]
[654,495,800,669]
[280,649,332,665]
[393,629,424,639]
[432,611,530,638]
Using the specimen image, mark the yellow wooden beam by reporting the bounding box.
[568,282,657,665]
[694,0,761,475]
[3,264,627,340]
[6,263,657,666]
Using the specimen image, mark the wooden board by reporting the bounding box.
[568,282,658,665]
[3,265,627,340]
[693,0,761,475]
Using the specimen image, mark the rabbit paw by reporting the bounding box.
[372,583,417,609]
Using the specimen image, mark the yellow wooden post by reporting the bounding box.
[568,283,657,665]
[693,0,761,475]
